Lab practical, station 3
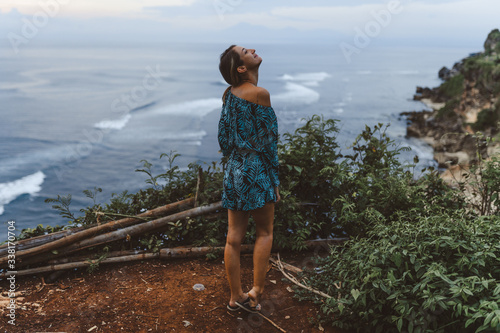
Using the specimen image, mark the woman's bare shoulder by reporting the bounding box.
[252,86,271,107]
[231,84,272,107]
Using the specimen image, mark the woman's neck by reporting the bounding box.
[242,70,259,86]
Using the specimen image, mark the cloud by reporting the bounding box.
[0,0,498,48]
[0,0,198,17]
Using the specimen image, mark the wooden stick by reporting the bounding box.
[2,239,344,279]
[273,253,332,299]
[194,167,203,208]
[0,198,196,265]
[269,257,302,274]
[0,197,194,257]
[0,253,161,277]
[257,312,287,333]
[14,202,223,268]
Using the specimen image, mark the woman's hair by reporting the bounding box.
[219,45,243,86]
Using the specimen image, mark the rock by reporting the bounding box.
[438,64,462,81]
[438,67,451,81]
[434,152,470,168]
[484,28,500,55]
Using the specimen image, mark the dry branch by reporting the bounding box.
[273,253,332,299]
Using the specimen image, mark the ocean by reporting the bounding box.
[0,42,475,235]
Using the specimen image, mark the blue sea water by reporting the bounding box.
[0,42,475,234]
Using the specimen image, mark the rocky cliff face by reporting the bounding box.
[405,29,500,169]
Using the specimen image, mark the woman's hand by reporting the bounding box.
[275,186,281,203]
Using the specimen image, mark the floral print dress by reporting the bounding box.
[218,90,279,211]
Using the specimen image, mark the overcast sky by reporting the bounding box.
[1,0,499,49]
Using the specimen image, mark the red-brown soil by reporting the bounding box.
[1,251,348,333]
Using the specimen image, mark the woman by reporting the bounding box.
[218,45,280,313]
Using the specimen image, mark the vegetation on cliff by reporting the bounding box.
[409,29,500,169]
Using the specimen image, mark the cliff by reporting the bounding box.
[404,29,500,170]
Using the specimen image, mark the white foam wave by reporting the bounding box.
[149,98,221,117]
[333,108,344,114]
[94,114,132,130]
[0,171,45,215]
[279,72,331,87]
[273,82,320,105]
[357,71,372,75]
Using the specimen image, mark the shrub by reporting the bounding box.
[438,74,464,99]
[473,109,499,132]
[296,212,500,333]
[436,99,460,120]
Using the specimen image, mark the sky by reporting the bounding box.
[0,0,499,50]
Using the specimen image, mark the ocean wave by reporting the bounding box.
[94,114,132,130]
[279,72,331,87]
[148,98,221,117]
[213,80,228,86]
[0,171,45,215]
[273,82,320,105]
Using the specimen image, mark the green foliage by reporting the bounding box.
[296,212,500,332]
[274,115,343,248]
[139,234,163,253]
[44,194,77,221]
[459,152,500,216]
[438,74,464,99]
[463,56,500,97]
[18,223,65,241]
[330,123,464,238]
[436,99,460,120]
[473,108,500,132]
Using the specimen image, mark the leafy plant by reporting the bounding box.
[296,212,500,333]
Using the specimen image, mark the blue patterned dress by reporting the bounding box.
[218,90,280,211]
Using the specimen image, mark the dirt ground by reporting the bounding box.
[0,250,348,333]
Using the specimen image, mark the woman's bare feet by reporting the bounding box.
[228,292,249,308]
[247,288,262,311]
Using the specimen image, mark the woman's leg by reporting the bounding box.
[225,209,250,306]
[248,202,274,307]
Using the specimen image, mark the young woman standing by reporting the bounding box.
[218,45,280,313]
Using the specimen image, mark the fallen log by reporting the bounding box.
[0,198,195,258]
[14,201,223,267]
[0,198,197,265]
[2,238,346,278]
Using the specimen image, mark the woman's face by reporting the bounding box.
[233,45,262,69]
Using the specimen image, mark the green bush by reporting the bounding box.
[436,99,460,120]
[438,74,464,100]
[296,212,500,332]
[274,115,343,248]
[473,108,500,132]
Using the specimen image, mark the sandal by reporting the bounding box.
[227,297,250,312]
[236,299,261,313]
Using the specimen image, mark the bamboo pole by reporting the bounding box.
[12,202,222,267]
[0,198,196,265]
[0,197,194,257]
[0,253,161,277]
[4,238,346,278]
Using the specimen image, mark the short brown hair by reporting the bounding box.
[219,45,243,86]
